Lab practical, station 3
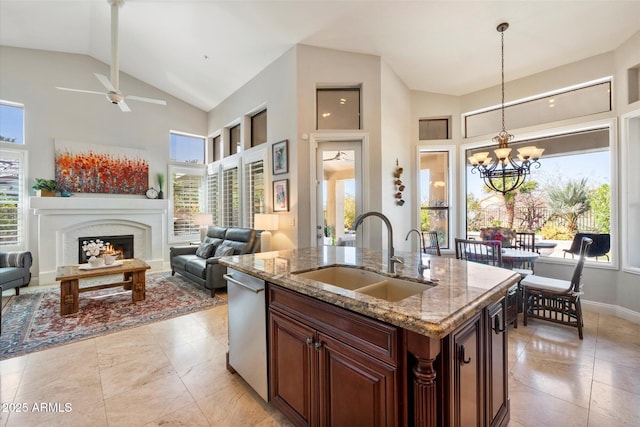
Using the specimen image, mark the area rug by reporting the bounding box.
[0,272,226,360]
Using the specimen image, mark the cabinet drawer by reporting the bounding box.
[268,284,399,365]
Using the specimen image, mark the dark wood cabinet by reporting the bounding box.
[448,312,483,427]
[486,299,509,427]
[444,297,509,427]
[268,284,399,427]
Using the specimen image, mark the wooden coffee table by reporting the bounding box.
[55,258,150,316]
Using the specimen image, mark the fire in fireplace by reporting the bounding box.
[78,234,134,263]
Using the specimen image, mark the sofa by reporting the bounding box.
[170,226,260,296]
[0,251,32,295]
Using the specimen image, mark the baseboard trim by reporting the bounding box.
[582,299,640,325]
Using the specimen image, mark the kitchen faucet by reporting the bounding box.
[405,229,430,276]
[353,211,403,274]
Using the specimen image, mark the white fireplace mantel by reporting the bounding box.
[30,197,168,284]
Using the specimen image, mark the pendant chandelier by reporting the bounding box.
[468,22,543,194]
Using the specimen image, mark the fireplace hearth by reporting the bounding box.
[78,234,134,263]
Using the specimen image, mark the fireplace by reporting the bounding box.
[78,234,134,263]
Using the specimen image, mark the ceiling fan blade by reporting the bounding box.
[126,95,167,106]
[56,87,106,96]
[117,100,131,112]
[94,73,116,92]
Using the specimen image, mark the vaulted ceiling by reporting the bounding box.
[1,0,638,112]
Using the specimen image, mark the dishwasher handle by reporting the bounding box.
[223,273,265,293]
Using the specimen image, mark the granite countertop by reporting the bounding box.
[218,247,520,339]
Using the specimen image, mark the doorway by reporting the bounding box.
[315,140,363,247]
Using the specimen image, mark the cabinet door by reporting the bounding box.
[451,313,483,427]
[269,310,317,426]
[486,299,509,426]
[317,333,397,427]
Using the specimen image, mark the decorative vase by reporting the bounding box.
[88,256,104,268]
[103,254,118,265]
[158,190,164,199]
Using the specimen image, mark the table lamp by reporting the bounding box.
[193,213,213,242]
[254,213,279,252]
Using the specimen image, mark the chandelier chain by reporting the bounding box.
[500,29,506,133]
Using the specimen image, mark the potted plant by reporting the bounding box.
[157,173,165,199]
[32,178,58,197]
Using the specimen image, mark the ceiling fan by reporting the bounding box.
[56,0,166,112]
[324,151,353,162]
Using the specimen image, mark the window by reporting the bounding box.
[243,154,265,228]
[222,163,240,227]
[419,118,450,140]
[0,101,24,144]
[419,149,453,249]
[621,110,640,273]
[316,87,361,130]
[465,126,612,263]
[229,124,241,156]
[0,149,26,248]
[464,80,611,138]
[170,131,205,164]
[212,135,222,162]
[251,109,267,147]
[169,165,206,241]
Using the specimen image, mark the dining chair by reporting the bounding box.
[513,232,537,276]
[455,238,502,267]
[521,236,593,339]
[515,232,536,252]
[421,231,441,256]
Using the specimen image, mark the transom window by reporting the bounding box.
[0,101,25,144]
[316,87,361,130]
[170,131,205,164]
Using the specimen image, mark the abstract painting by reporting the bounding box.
[55,140,148,195]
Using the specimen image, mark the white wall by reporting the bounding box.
[381,60,412,252]
[206,47,298,250]
[296,45,384,249]
[0,46,208,280]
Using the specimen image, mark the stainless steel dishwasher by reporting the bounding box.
[224,268,268,401]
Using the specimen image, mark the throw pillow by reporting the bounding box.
[195,242,215,259]
[214,245,235,257]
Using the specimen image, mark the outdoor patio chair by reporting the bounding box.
[563,233,610,261]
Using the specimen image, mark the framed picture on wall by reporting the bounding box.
[273,179,289,212]
[272,140,288,175]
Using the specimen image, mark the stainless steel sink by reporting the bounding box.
[293,266,434,301]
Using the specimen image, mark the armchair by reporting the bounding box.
[0,251,32,295]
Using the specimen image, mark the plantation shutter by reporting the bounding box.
[222,167,239,227]
[243,159,265,228]
[172,170,204,237]
[0,152,24,246]
[207,166,220,226]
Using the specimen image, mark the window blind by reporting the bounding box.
[223,167,239,227]
[172,172,204,237]
[0,154,23,245]
[207,170,220,226]
[243,159,265,228]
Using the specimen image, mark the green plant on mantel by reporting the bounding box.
[157,173,165,191]
[32,178,58,191]
[32,178,58,197]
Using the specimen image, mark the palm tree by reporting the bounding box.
[483,179,538,229]
[546,178,591,232]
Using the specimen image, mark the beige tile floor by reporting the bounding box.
[1,292,639,426]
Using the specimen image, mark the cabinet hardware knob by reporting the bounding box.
[460,345,471,365]
[314,341,323,350]
[305,337,313,345]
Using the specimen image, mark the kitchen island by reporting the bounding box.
[219,246,520,427]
